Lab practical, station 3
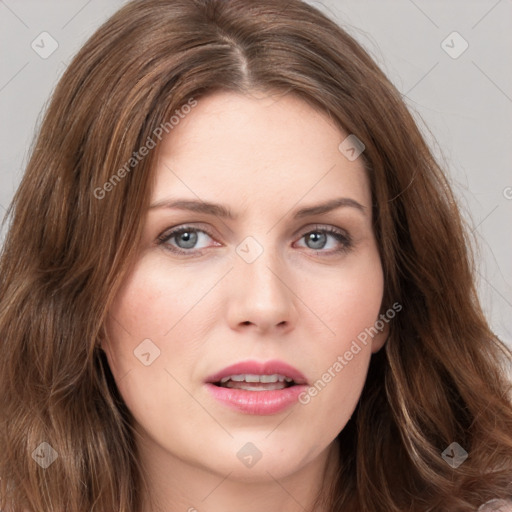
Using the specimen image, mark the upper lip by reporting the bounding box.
[205,359,308,385]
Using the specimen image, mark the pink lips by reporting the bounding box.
[204,359,308,415]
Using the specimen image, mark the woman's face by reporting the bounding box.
[104,90,386,483]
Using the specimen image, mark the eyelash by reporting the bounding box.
[156,224,353,257]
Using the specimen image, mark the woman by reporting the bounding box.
[1,0,511,511]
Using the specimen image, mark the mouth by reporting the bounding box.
[205,359,308,389]
[212,373,298,391]
[204,359,309,414]
[205,360,307,391]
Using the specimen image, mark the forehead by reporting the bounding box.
[151,90,371,214]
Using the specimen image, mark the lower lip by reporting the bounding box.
[205,383,308,415]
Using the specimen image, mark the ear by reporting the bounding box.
[97,325,109,352]
[371,318,389,354]
[98,338,107,352]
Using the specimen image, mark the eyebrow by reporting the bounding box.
[148,197,367,219]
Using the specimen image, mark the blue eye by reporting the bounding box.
[156,225,352,256]
[298,227,352,253]
[157,226,214,253]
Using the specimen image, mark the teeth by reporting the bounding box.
[218,374,293,384]
[226,382,287,391]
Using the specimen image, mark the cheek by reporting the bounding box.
[313,251,384,345]
[106,256,208,344]
[102,260,208,443]
[296,297,378,439]
[103,258,199,382]
[297,252,383,425]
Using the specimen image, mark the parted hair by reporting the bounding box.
[1,0,511,511]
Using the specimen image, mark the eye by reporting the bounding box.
[295,226,352,255]
[157,226,218,255]
[156,224,352,256]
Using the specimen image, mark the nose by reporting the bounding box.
[226,249,298,335]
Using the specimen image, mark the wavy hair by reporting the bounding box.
[1,0,511,510]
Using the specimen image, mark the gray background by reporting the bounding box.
[1,0,511,347]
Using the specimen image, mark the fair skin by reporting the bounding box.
[104,90,387,512]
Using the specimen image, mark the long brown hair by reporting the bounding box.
[1,0,511,510]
